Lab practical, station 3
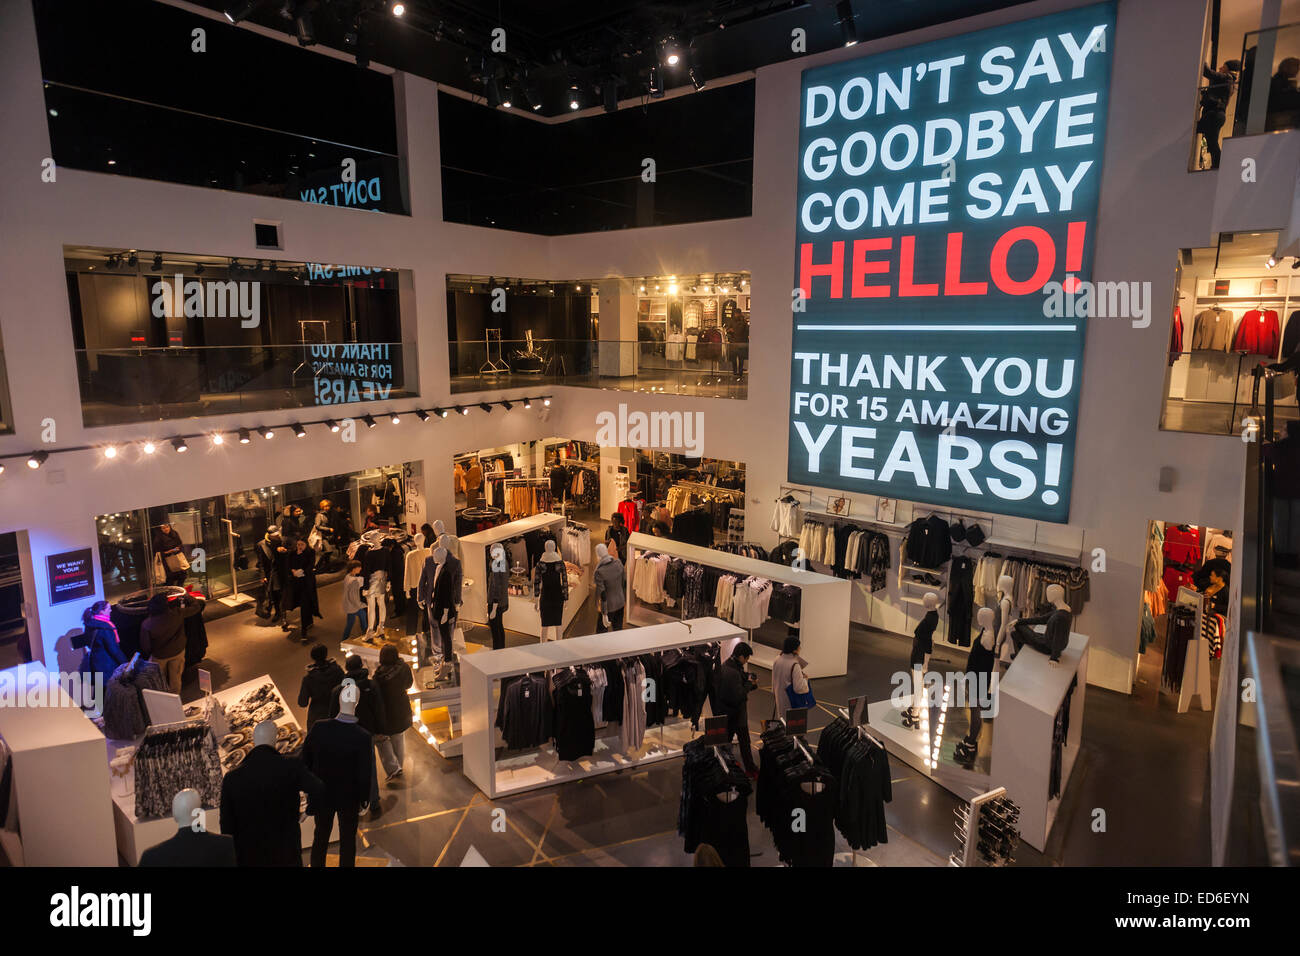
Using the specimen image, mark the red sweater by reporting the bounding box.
[1232,309,1280,356]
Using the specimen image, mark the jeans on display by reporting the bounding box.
[375,729,407,777]
[596,607,624,632]
[153,652,185,694]
[311,805,360,867]
[341,609,368,641]
[367,573,388,634]
[488,612,506,650]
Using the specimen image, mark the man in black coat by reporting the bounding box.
[256,527,291,628]
[139,788,236,867]
[219,720,325,866]
[299,643,345,728]
[716,642,758,776]
[328,655,387,734]
[302,682,376,867]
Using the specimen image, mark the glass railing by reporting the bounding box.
[1234,22,1300,137]
[441,160,754,235]
[43,83,408,214]
[449,338,748,399]
[74,342,416,427]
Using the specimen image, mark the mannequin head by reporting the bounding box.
[922,592,940,611]
[433,519,447,536]
[595,543,609,562]
[338,678,359,717]
[171,788,201,829]
[433,546,447,565]
[542,540,561,562]
[438,533,455,551]
[253,718,278,748]
[997,574,1014,596]
[1046,583,1068,609]
[490,544,506,572]
[977,607,996,629]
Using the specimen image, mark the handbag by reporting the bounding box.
[163,550,190,573]
[152,553,166,585]
[786,684,816,709]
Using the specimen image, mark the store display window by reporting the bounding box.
[1161,231,1300,435]
[454,438,600,533]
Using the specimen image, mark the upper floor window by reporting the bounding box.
[65,246,414,427]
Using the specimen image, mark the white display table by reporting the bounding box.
[459,512,590,638]
[0,663,117,866]
[624,532,852,676]
[461,617,742,798]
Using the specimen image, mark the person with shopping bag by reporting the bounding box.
[153,522,189,587]
[771,635,815,716]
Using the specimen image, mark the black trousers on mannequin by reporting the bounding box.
[311,805,360,867]
[488,613,506,650]
[595,607,624,632]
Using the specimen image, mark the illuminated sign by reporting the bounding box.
[789,3,1115,523]
[47,548,95,605]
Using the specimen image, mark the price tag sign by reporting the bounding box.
[847,695,868,727]
[198,669,212,696]
[702,715,731,746]
[784,708,809,735]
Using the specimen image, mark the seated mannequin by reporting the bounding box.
[1011,583,1071,665]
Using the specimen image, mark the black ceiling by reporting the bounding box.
[191,0,1034,117]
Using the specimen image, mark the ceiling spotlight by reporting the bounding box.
[434,407,449,418]
[292,423,306,437]
[523,398,533,409]
[479,403,493,413]
[326,419,340,432]
[836,0,859,47]
[212,433,225,446]
[501,401,513,411]
[363,414,378,428]
[27,451,49,470]
[238,428,251,444]
[127,252,138,268]
[391,1,405,15]
[259,426,274,439]
[103,445,118,459]
[390,412,401,424]
[543,397,552,407]
[689,67,706,91]
[194,262,205,276]
[151,253,163,270]
[1266,255,1278,269]
[569,97,580,111]
[142,441,157,455]
[172,437,188,453]
[456,405,469,416]
[415,409,430,422]
[224,1,258,23]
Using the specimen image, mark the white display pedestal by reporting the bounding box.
[1174,587,1212,714]
[865,633,1089,853]
[459,513,590,638]
[0,663,117,866]
[624,532,852,676]
[461,617,743,798]
[107,674,333,865]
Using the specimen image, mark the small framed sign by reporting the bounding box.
[785,708,809,735]
[47,548,95,605]
[702,715,731,746]
[829,495,851,516]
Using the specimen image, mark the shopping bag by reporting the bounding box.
[163,550,190,573]
[151,553,166,586]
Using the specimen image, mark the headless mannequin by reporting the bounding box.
[956,607,997,762]
[487,544,508,650]
[903,592,940,726]
[535,540,565,642]
[1011,583,1070,666]
[995,573,1015,664]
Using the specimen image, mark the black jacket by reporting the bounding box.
[138,827,236,867]
[716,658,752,727]
[905,515,952,569]
[301,718,375,812]
[152,527,184,558]
[219,745,324,866]
[283,546,321,618]
[418,553,463,618]
[606,525,630,561]
[329,670,387,735]
[298,659,345,728]
[139,595,202,661]
[79,619,126,685]
[257,538,290,592]
[372,660,414,736]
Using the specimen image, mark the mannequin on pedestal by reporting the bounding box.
[534,540,568,642]
[1011,583,1071,665]
[996,573,1015,665]
[487,543,510,650]
[901,592,940,728]
[954,606,998,765]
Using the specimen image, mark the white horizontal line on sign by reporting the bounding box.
[796,325,1078,332]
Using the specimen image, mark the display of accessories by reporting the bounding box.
[950,790,1021,867]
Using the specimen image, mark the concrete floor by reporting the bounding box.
[167,557,1238,867]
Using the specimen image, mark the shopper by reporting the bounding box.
[593,543,625,632]
[1267,57,1300,131]
[139,591,202,693]
[329,655,387,734]
[279,505,301,541]
[221,719,324,866]
[153,521,188,586]
[1197,60,1238,168]
[298,643,345,729]
[716,642,758,777]
[312,499,337,571]
[302,683,375,867]
[771,636,814,715]
[77,600,126,690]
[606,512,630,561]
[284,537,321,642]
[372,644,414,781]
[256,526,290,629]
[464,457,484,508]
[364,505,381,531]
[340,560,367,640]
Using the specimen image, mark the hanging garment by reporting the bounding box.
[679,738,752,867]
[771,497,803,538]
[947,555,976,647]
[1049,676,1078,800]
[621,660,648,751]
[1168,306,1184,365]
[551,669,595,761]
[816,717,893,850]
[1191,308,1234,351]
[1232,308,1281,356]
[756,723,838,867]
[496,674,552,749]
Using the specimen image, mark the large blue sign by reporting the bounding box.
[789,3,1115,523]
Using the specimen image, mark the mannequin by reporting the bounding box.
[364,555,388,639]
[533,540,568,642]
[302,679,375,868]
[436,526,462,561]
[593,542,626,633]
[954,607,997,764]
[139,787,236,866]
[902,592,940,728]
[486,543,510,650]
[1011,583,1071,666]
[995,573,1015,664]
[417,544,463,677]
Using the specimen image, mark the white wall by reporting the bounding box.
[1,0,1295,692]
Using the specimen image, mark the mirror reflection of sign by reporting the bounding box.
[47,548,95,605]
[312,343,395,405]
[789,3,1116,523]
